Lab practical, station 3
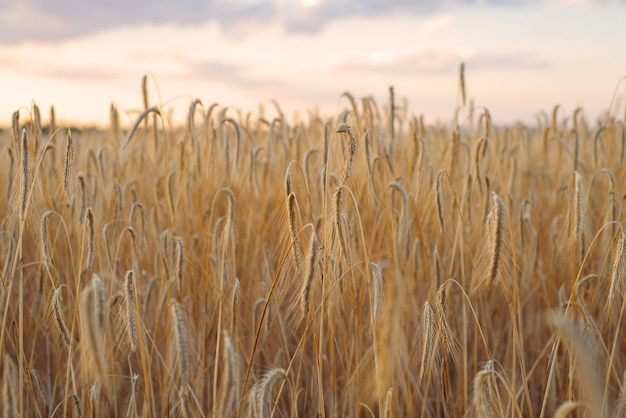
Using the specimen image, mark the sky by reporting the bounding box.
[0,0,625,127]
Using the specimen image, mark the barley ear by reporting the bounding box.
[231,278,240,339]
[615,370,626,416]
[435,170,445,235]
[3,355,17,418]
[122,270,138,353]
[173,237,184,293]
[72,393,83,418]
[255,368,287,416]
[382,388,394,418]
[171,301,189,387]
[554,401,583,418]
[30,368,50,412]
[20,128,29,220]
[572,171,585,264]
[122,107,161,149]
[88,382,100,418]
[471,360,503,418]
[418,301,437,386]
[335,123,357,186]
[608,230,625,316]
[50,285,72,347]
[79,285,107,381]
[40,211,54,267]
[370,261,383,324]
[299,231,319,321]
[486,192,506,287]
[85,208,95,271]
[334,188,351,266]
[63,128,75,205]
[287,192,300,267]
[435,282,458,358]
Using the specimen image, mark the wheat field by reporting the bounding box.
[1,74,626,417]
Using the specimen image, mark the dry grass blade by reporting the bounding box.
[121,107,161,149]
[553,401,583,418]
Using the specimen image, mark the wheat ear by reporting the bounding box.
[472,359,503,418]
[171,301,189,387]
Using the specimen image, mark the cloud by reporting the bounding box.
[0,0,565,44]
[332,48,549,76]
[0,0,276,43]
[184,58,284,89]
[421,14,454,33]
